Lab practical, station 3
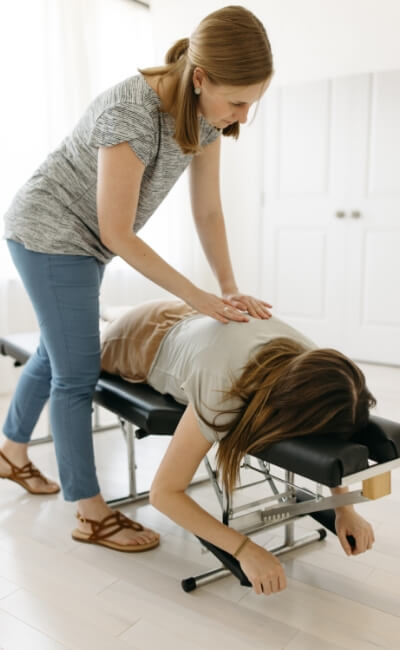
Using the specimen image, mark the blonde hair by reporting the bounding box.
[196,338,376,497]
[139,6,273,154]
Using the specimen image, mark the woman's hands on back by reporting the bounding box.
[223,291,272,319]
[186,287,249,323]
[186,287,273,324]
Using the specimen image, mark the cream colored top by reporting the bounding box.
[148,313,316,444]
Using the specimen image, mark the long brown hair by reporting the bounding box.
[197,338,376,497]
[139,6,273,154]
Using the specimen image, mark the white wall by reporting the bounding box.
[150,0,400,84]
[150,0,400,294]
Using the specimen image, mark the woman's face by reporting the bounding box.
[193,68,272,129]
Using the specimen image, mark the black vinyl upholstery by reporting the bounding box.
[95,373,185,435]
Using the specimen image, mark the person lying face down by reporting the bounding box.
[101,299,377,597]
[101,298,376,494]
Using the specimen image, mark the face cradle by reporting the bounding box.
[192,68,272,129]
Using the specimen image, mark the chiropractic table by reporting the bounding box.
[1,331,400,592]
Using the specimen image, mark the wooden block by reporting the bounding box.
[362,472,391,500]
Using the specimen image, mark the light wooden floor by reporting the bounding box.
[0,362,399,650]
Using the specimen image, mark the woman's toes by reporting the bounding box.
[137,529,159,544]
[47,481,60,493]
[145,529,159,541]
[29,477,59,493]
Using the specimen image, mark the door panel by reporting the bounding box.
[274,229,327,319]
[279,82,331,196]
[363,231,400,326]
[368,70,400,196]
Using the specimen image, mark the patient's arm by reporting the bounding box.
[149,403,250,557]
[330,485,355,512]
[149,403,287,596]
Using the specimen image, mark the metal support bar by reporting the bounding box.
[29,403,119,446]
[121,418,137,501]
[203,454,223,508]
[226,490,368,535]
[108,476,211,508]
[284,470,296,546]
[29,435,53,446]
[108,417,212,507]
[183,567,232,590]
[227,490,293,515]
[242,460,317,498]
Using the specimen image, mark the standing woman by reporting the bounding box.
[1,6,273,551]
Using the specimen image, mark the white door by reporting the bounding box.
[261,71,400,364]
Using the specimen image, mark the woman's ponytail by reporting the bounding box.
[165,38,189,64]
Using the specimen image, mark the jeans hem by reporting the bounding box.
[63,487,101,503]
[2,430,32,444]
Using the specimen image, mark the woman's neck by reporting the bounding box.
[142,73,177,117]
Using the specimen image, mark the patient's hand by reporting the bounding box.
[335,508,375,555]
[238,541,287,596]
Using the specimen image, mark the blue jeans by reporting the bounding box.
[3,240,105,501]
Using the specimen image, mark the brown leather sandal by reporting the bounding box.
[0,450,60,495]
[71,510,160,552]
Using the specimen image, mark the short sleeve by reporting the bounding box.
[180,367,240,444]
[89,104,155,166]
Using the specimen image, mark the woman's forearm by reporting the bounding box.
[193,212,238,295]
[151,490,247,555]
[330,485,355,513]
[104,232,196,302]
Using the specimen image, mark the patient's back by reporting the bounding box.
[147,312,316,444]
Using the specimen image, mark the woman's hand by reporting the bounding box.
[335,508,375,555]
[185,287,250,324]
[238,540,287,596]
[222,292,273,319]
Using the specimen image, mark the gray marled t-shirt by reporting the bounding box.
[3,74,220,263]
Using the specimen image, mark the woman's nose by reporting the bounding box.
[236,105,250,124]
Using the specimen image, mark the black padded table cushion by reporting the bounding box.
[1,332,399,487]
[257,420,399,486]
[95,373,185,435]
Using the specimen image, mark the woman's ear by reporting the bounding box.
[192,66,206,89]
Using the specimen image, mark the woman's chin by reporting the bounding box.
[214,120,231,129]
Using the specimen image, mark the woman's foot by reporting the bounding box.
[0,442,60,494]
[74,494,160,552]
